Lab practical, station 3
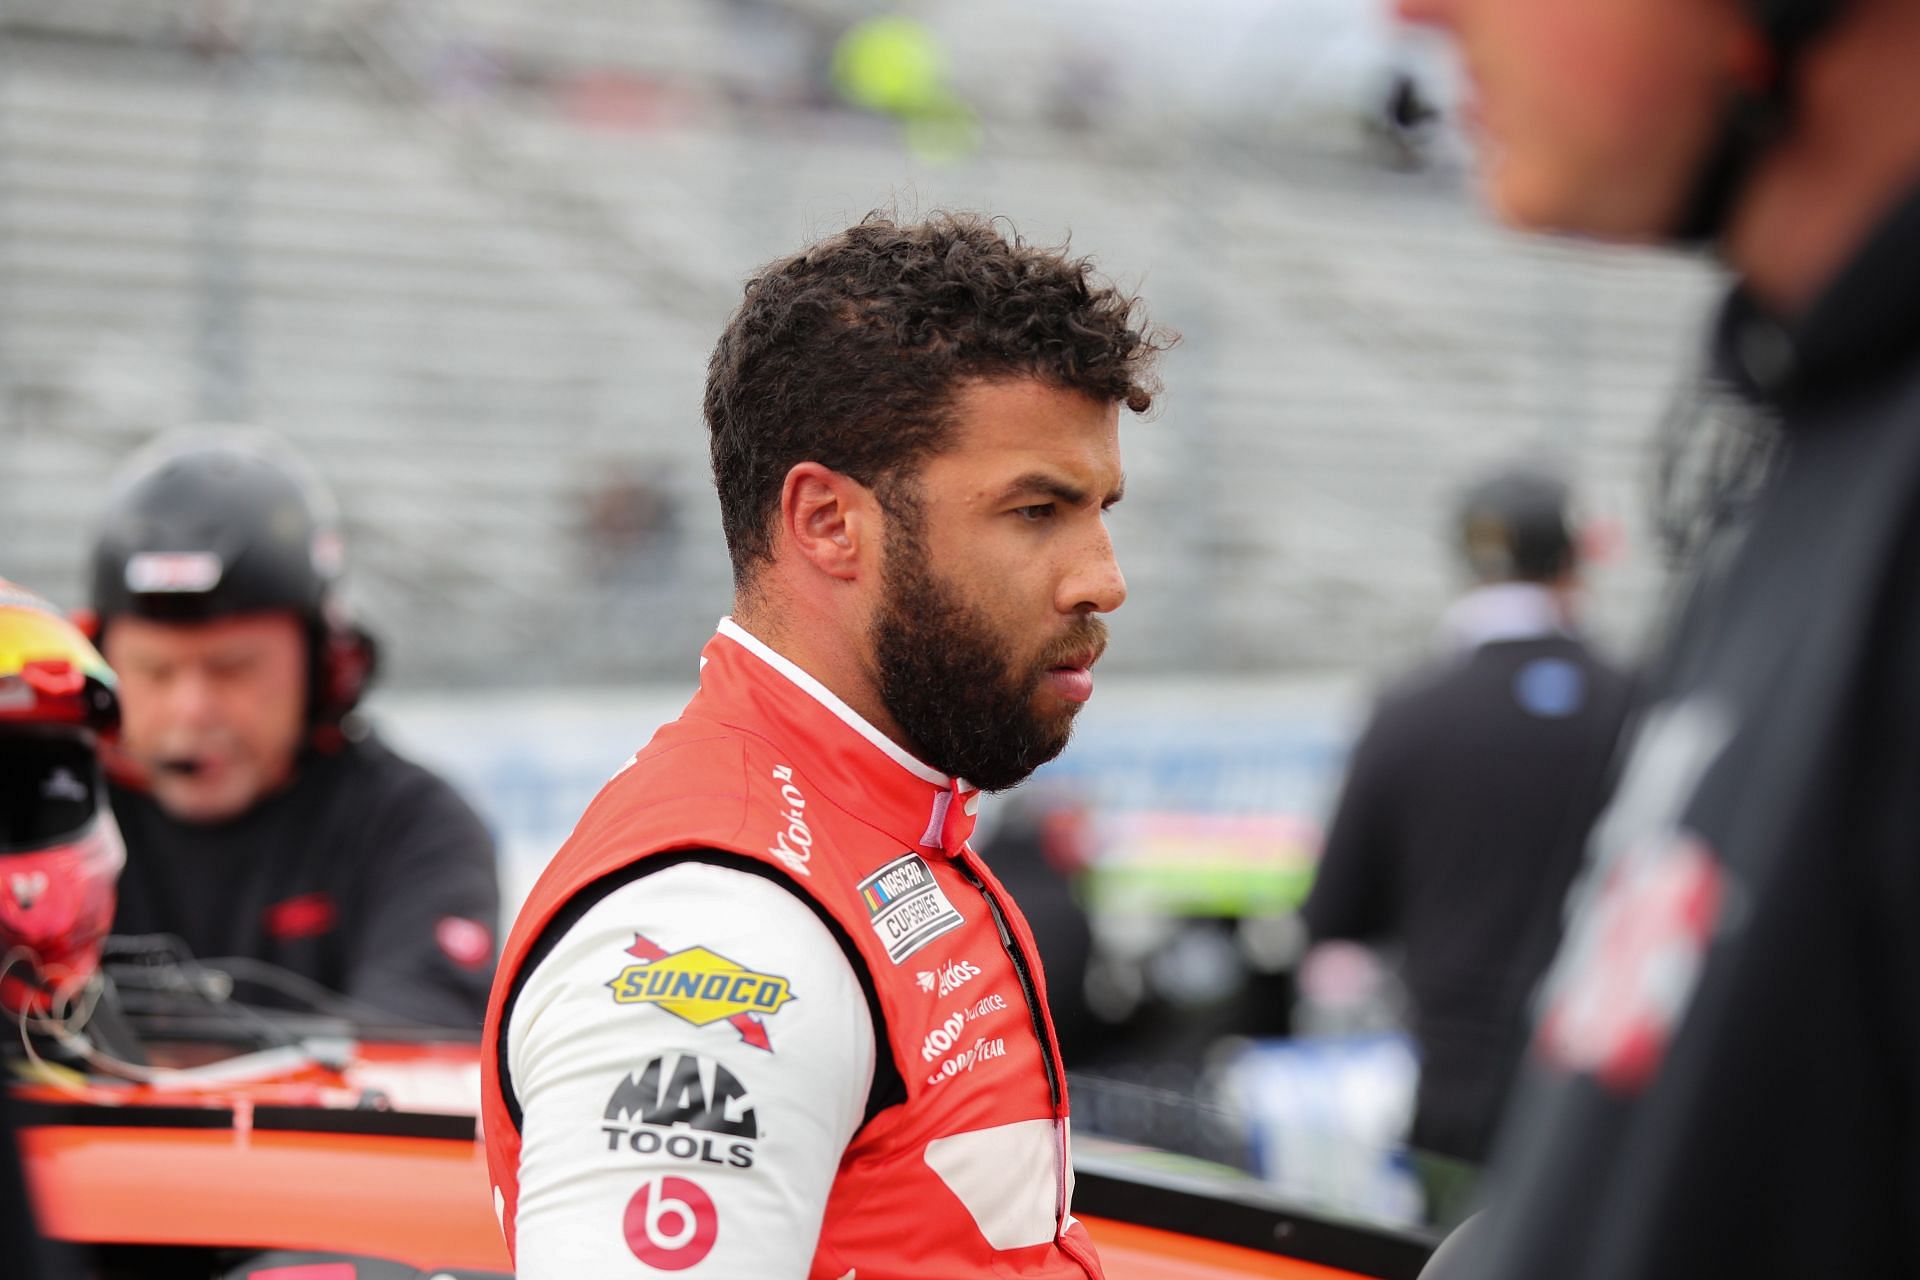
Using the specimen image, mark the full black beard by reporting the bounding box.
[871,525,1087,793]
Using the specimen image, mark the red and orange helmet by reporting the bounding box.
[0,579,124,1016]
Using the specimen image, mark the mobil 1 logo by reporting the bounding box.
[602,1053,758,1169]
[856,852,965,964]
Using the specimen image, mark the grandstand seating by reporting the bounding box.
[0,5,1718,686]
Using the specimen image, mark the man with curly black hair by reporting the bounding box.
[482,213,1168,1278]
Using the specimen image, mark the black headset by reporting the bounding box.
[1676,0,1848,241]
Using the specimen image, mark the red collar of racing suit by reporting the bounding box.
[703,618,982,858]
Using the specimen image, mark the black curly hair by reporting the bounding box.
[704,211,1170,586]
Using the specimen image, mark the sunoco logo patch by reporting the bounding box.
[857,853,965,964]
[608,934,794,1051]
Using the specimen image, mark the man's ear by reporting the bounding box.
[780,462,874,582]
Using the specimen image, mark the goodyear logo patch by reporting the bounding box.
[609,934,794,1051]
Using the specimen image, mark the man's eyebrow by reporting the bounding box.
[997,472,1127,506]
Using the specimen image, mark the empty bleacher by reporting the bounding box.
[0,3,1719,686]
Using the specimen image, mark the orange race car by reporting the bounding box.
[13,977,1437,1280]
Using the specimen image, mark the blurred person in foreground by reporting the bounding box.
[88,429,499,1030]
[0,579,125,1280]
[1301,464,1632,1227]
[1398,0,1920,1274]
[482,213,1167,1278]
[1,579,123,1029]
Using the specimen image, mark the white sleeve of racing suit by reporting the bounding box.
[507,860,876,1279]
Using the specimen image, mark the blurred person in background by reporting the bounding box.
[482,212,1167,1278]
[87,429,499,1030]
[1301,463,1632,1227]
[1397,0,1920,1275]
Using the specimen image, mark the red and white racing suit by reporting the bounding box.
[482,619,1103,1279]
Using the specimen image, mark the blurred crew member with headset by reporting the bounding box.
[85,428,499,1029]
[1398,0,1920,1274]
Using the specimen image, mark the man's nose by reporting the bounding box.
[162,668,218,726]
[1061,527,1127,615]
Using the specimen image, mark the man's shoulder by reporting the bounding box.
[1473,634,1630,686]
[572,718,758,844]
[617,709,831,796]
[312,728,493,843]
[1364,636,1624,733]
[604,715,753,798]
[517,725,766,940]
[1367,655,1477,721]
[322,727,462,800]
[561,714,839,892]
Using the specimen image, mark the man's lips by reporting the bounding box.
[1043,644,1104,704]
[1043,667,1094,703]
[143,750,216,778]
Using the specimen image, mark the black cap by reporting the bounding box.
[1457,464,1576,584]
[90,428,344,625]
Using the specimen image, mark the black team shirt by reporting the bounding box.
[1459,181,1920,1278]
[1304,627,1632,1162]
[108,730,499,1030]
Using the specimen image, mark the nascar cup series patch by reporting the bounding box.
[608,934,795,1052]
[857,853,965,964]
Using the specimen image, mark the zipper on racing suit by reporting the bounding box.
[953,853,1062,1110]
[953,850,1074,1240]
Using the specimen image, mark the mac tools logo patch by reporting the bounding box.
[601,1053,758,1169]
[856,853,965,964]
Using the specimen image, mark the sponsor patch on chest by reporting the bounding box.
[261,891,337,941]
[856,852,966,964]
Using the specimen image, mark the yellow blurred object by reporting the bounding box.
[831,13,983,163]
[832,16,947,117]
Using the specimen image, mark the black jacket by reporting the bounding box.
[109,729,499,1030]
[1468,181,1920,1277]
[1304,629,1632,1159]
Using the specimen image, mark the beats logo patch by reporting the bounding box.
[623,1175,719,1271]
